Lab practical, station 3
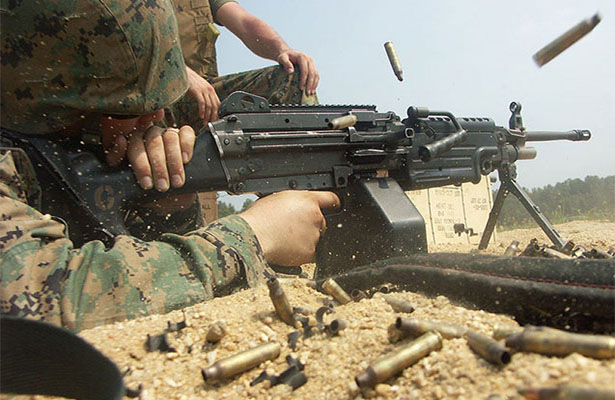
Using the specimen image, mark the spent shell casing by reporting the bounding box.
[396,317,467,339]
[321,278,352,305]
[506,329,615,359]
[464,330,511,366]
[541,246,573,259]
[201,342,281,382]
[327,319,347,335]
[206,321,227,343]
[384,41,403,81]
[520,239,542,257]
[355,331,442,389]
[350,288,369,302]
[492,324,523,341]
[267,277,297,327]
[492,325,566,341]
[562,240,576,255]
[589,248,613,259]
[504,240,521,256]
[533,13,601,67]
[375,283,394,294]
[519,386,615,400]
[328,114,357,130]
[387,323,406,343]
[380,294,415,314]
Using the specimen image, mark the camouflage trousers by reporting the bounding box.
[165,64,319,132]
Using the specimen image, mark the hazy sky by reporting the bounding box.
[215,0,614,206]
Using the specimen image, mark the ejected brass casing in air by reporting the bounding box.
[355,331,442,389]
[396,317,467,339]
[506,328,615,359]
[267,277,297,327]
[206,321,227,343]
[519,385,615,400]
[321,278,352,305]
[328,114,357,130]
[384,41,403,81]
[380,294,415,314]
[464,330,511,366]
[533,13,601,67]
[201,342,281,382]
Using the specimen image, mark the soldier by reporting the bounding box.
[171,0,320,129]
[0,0,339,332]
[171,1,321,220]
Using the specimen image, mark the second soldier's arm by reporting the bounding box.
[216,2,319,95]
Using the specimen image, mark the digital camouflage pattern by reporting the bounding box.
[0,149,271,332]
[0,0,188,134]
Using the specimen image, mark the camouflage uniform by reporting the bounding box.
[0,0,271,332]
[168,0,318,132]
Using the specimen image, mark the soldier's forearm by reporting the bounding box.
[235,16,291,62]
[217,3,291,62]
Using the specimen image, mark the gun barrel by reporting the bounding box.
[524,129,591,142]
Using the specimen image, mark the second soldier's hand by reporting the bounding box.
[185,66,220,123]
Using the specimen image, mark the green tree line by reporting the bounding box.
[217,198,254,218]
[496,175,615,231]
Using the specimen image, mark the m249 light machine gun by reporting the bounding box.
[14,92,591,278]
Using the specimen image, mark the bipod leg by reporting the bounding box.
[505,178,565,250]
[478,182,508,250]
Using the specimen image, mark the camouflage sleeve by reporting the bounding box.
[123,196,206,240]
[208,0,237,25]
[0,150,270,332]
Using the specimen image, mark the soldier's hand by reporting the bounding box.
[277,50,319,96]
[127,125,196,192]
[185,66,220,123]
[239,191,340,266]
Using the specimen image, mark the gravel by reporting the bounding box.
[13,221,615,400]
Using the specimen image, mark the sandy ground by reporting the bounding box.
[5,220,615,400]
[430,220,615,255]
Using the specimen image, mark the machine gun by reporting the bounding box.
[15,92,591,278]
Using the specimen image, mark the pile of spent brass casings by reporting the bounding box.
[191,275,614,394]
[507,239,614,260]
